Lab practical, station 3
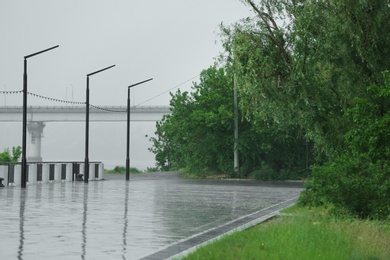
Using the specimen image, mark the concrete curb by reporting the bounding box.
[141,197,298,260]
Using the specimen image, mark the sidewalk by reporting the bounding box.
[0,173,303,260]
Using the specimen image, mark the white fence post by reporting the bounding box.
[66,163,72,181]
[99,163,104,180]
[0,165,8,186]
[55,164,61,182]
[42,164,50,183]
[0,162,104,186]
[11,164,21,186]
[29,164,37,184]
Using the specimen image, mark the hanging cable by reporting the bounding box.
[27,91,85,105]
[0,90,23,94]
[89,104,126,113]
[134,74,199,107]
[1,74,199,108]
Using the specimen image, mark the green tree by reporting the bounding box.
[219,1,390,217]
[0,146,22,162]
[150,66,234,175]
[289,0,390,158]
[150,65,312,178]
[299,72,390,219]
[221,0,390,160]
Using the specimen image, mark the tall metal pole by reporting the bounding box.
[233,73,239,177]
[84,65,115,183]
[126,87,130,180]
[84,76,90,183]
[126,78,153,181]
[232,42,239,177]
[21,45,59,188]
[21,59,28,188]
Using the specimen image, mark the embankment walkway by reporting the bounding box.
[0,172,303,259]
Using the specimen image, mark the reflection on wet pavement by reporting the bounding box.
[0,173,303,259]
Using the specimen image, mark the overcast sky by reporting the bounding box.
[1,0,253,107]
[0,0,253,169]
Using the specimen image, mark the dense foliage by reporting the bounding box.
[299,72,390,219]
[220,0,390,219]
[150,67,235,175]
[0,146,22,162]
[150,66,311,178]
[222,0,390,160]
[151,0,390,218]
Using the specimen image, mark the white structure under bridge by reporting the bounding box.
[0,105,171,162]
[0,161,104,187]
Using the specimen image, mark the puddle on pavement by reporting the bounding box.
[0,174,302,259]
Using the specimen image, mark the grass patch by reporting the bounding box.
[104,166,142,174]
[182,206,390,260]
[179,173,201,179]
[179,173,229,179]
[178,169,230,180]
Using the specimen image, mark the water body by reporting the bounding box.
[0,173,303,259]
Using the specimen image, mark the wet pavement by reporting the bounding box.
[0,172,303,260]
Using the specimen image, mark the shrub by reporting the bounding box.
[299,73,390,220]
[299,154,390,219]
[0,146,22,162]
[105,166,142,174]
[251,163,277,180]
[250,162,310,181]
[145,167,159,172]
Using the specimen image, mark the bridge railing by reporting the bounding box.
[0,161,104,187]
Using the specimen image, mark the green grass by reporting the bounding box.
[104,166,142,174]
[105,165,161,174]
[182,206,390,260]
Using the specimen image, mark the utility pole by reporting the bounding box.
[233,72,239,177]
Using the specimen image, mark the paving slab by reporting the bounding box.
[142,197,298,260]
[0,173,303,260]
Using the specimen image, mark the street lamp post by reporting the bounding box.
[126,78,153,180]
[84,65,115,183]
[21,45,59,188]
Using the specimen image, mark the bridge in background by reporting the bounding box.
[0,105,171,161]
[0,105,171,122]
